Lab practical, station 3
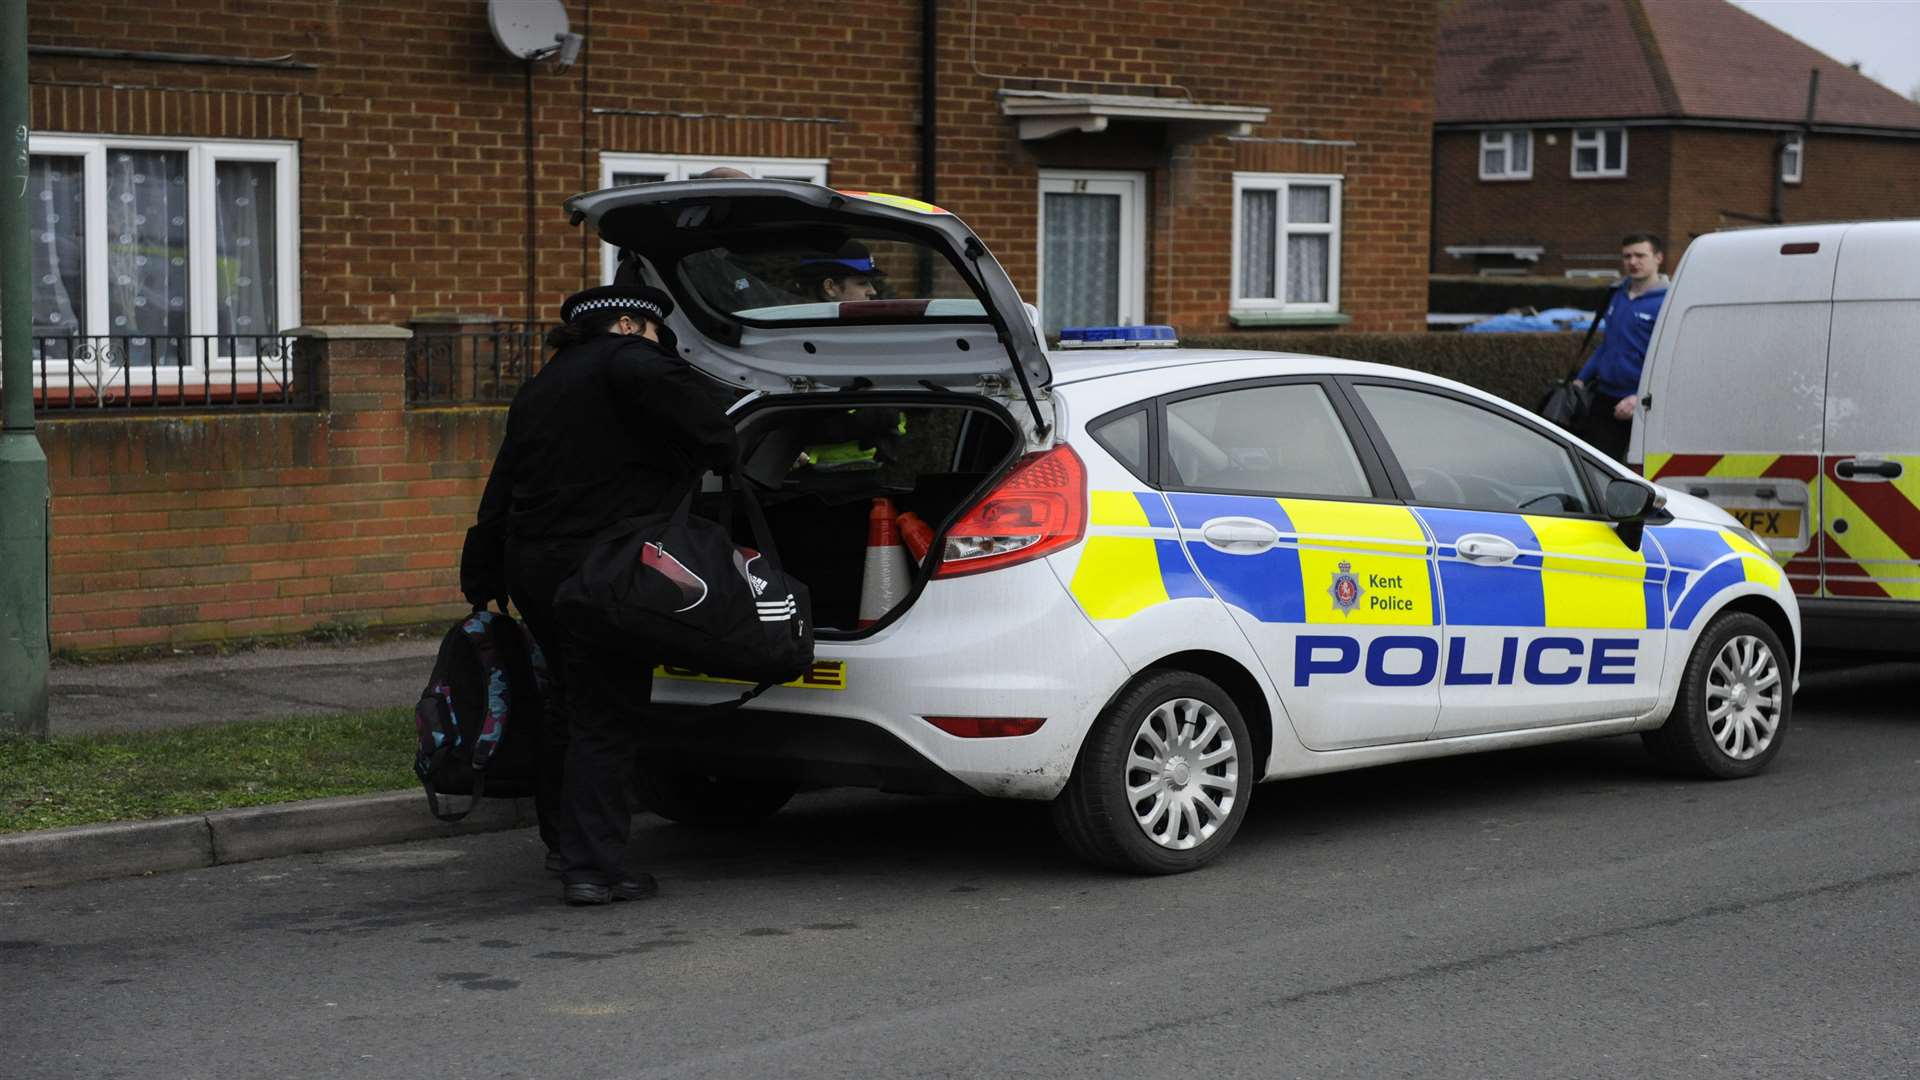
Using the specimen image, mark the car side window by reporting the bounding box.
[1089,408,1150,483]
[1354,384,1592,514]
[1163,383,1372,498]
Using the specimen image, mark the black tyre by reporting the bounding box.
[633,761,795,826]
[1051,671,1254,874]
[1642,610,1791,779]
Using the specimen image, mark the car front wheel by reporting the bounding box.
[1643,610,1791,779]
[1052,671,1253,874]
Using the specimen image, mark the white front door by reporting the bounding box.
[1037,170,1146,337]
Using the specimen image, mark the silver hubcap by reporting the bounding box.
[1705,634,1782,761]
[1126,697,1239,850]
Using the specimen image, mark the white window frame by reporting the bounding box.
[25,134,300,384]
[1781,132,1804,184]
[1570,127,1628,178]
[1478,129,1533,180]
[597,153,829,283]
[1035,170,1148,332]
[1229,172,1343,317]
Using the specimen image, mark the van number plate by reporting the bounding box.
[1725,507,1800,538]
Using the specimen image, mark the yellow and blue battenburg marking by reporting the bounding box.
[1068,491,1208,620]
[1069,491,1783,635]
[1646,524,1784,630]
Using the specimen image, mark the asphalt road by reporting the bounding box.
[6,664,1918,1079]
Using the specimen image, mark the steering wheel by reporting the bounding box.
[1404,466,1465,505]
[1517,490,1574,513]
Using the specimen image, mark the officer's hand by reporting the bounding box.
[1613,394,1639,420]
[1570,379,1585,390]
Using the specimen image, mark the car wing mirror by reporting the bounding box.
[1605,477,1659,550]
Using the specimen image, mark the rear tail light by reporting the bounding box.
[932,444,1087,577]
[922,716,1048,738]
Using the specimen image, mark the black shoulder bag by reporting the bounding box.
[1536,283,1619,429]
[552,475,815,704]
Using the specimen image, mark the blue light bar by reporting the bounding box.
[1057,325,1179,348]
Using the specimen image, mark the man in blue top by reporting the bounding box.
[1572,232,1668,461]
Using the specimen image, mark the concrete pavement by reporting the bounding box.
[5,631,526,890]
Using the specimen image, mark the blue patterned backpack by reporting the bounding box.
[413,607,549,821]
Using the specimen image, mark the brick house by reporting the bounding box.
[14,0,1439,651]
[1432,0,1920,278]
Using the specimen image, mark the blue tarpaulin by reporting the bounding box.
[1462,307,1597,333]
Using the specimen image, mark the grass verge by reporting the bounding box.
[0,708,415,833]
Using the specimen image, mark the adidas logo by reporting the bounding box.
[756,593,797,623]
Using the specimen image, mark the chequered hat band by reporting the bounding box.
[564,296,666,323]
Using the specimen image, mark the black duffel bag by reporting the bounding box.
[553,478,814,698]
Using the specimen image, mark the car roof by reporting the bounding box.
[1048,347,1461,389]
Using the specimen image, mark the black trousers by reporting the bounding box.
[1574,392,1632,464]
[509,541,653,887]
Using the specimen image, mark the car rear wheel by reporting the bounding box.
[632,760,796,826]
[1643,610,1791,779]
[1052,671,1253,874]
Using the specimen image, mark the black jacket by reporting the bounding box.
[460,333,738,607]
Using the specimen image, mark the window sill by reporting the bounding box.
[1229,310,1352,328]
[1478,174,1533,182]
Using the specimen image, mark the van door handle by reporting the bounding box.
[1200,518,1281,554]
[1455,533,1520,565]
[1835,458,1903,481]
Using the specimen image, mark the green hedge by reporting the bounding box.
[1179,331,1589,408]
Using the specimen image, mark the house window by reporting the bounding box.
[1232,173,1342,316]
[1479,130,1533,180]
[597,153,829,283]
[1781,133,1803,184]
[26,135,299,368]
[1036,171,1147,336]
[1571,128,1627,178]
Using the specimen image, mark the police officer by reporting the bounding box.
[461,283,737,906]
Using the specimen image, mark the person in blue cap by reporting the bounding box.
[797,239,886,302]
[461,283,737,906]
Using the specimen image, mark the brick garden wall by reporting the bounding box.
[38,330,490,652]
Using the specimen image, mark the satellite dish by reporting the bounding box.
[488,0,571,60]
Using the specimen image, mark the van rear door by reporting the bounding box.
[1821,221,1920,605]
[1637,225,1839,599]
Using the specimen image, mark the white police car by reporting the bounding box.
[569,179,1799,873]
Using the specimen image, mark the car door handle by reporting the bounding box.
[1455,533,1520,565]
[1200,517,1281,554]
[1834,458,1903,481]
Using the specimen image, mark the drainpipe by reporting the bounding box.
[0,0,52,736]
[916,0,938,298]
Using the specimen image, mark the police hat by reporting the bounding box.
[797,240,886,279]
[559,284,675,326]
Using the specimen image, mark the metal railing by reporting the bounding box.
[405,322,552,406]
[21,334,312,413]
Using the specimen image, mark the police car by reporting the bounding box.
[569,179,1800,874]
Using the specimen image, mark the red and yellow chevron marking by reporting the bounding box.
[1644,451,1920,601]
[1822,455,1920,601]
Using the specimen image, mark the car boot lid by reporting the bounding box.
[566,180,1051,430]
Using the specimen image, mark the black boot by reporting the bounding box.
[562,874,659,906]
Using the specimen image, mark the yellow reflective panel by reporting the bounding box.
[1070,537,1171,620]
[1706,454,1780,478]
[1281,501,1434,625]
[1524,516,1646,629]
[835,190,950,215]
[1089,490,1150,528]
[1279,499,1428,555]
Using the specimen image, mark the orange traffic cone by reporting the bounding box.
[897,511,934,564]
[858,497,913,628]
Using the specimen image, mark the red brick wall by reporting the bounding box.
[1669,129,1920,256]
[39,333,490,651]
[28,0,1436,335]
[1436,125,1920,276]
[1432,127,1673,277]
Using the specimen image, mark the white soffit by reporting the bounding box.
[998,89,1269,141]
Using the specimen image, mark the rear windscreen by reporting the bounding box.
[675,230,986,325]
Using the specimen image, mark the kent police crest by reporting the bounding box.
[1328,560,1363,615]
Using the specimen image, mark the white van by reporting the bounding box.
[1633,219,1920,655]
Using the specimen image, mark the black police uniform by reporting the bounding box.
[461,324,736,891]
